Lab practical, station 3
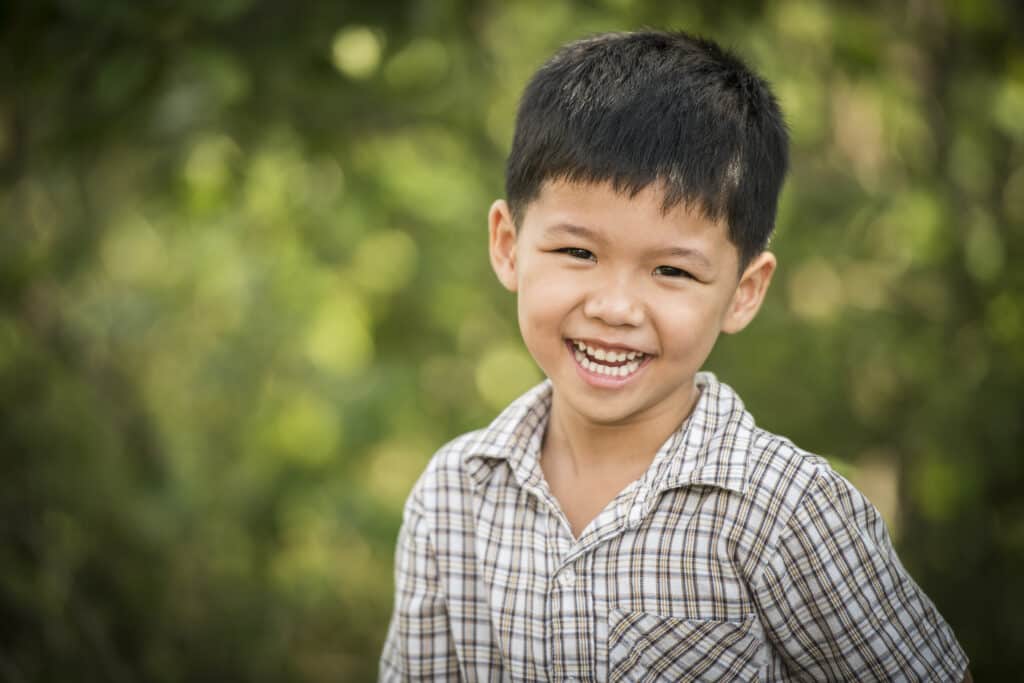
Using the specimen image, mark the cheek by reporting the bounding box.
[515,298,560,377]
[515,275,578,355]
[517,269,576,316]
[655,294,726,351]
[517,286,564,338]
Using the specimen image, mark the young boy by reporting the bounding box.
[380,30,970,681]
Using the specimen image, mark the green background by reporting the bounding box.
[2,0,1022,680]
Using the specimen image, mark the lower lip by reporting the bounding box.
[565,340,651,388]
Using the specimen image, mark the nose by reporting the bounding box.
[583,278,644,327]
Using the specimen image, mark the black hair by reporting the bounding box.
[505,29,789,268]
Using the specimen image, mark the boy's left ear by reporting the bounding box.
[722,251,777,334]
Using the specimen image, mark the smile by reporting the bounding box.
[566,339,650,380]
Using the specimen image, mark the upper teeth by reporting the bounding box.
[572,340,644,363]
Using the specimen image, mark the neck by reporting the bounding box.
[544,381,699,477]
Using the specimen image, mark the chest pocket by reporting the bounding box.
[608,609,762,682]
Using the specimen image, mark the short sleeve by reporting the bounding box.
[754,469,968,682]
[378,496,459,681]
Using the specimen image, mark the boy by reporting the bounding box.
[380,30,970,681]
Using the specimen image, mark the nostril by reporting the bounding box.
[583,295,644,327]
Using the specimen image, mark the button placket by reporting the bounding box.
[628,485,650,527]
[558,567,576,588]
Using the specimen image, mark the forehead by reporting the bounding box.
[522,179,736,255]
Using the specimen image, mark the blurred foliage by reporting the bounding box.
[1,0,1022,680]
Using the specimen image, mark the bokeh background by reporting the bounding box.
[2,0,1022,680]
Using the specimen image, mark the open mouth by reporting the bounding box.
[566,339,650,379]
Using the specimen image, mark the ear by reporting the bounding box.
[721,251,776,334]
[488,199,519,292]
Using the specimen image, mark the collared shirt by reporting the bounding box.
[379,372,967,682]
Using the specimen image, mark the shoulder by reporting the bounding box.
[402,379,553,520]
[703,374,887,549]
[703,376,840,530]
[732,419,899,588]
[404,429,486,517]
[747,425,881,528]
[742,422,886,548]
[684,375,877,567]
[745,425,841,513]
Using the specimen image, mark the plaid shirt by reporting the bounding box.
[380,372,967,681]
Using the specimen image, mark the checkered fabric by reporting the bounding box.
[379,372,968,682]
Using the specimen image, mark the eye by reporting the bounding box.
[556,247,596,261]
[653,265,694,279]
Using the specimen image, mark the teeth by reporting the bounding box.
[571,340,648,377]
[574,341,644,362]
[574,348,644,377]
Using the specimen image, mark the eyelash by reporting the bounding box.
[653,265,694,280]
[555,248,695,280]
[556,247,595,260]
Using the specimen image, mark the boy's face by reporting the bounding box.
[489,179,776,428]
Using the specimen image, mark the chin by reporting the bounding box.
[569,397,645,426]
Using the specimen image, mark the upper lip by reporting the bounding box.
[569,337,653,355]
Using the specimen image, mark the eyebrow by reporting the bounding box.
[543,222,713,269]
[649,246,713,269]
[544,222,603,241]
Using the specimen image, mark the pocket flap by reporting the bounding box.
[609,609,761,682]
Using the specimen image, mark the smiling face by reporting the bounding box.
[489,179,776,430]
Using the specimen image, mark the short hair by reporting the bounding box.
[505,29,789,268]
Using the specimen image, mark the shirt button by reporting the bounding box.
[628,505,644,527]
[558,568,576,588]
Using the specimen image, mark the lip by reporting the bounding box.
[564,339,653,388]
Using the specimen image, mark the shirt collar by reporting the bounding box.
[650,372,753,495]
[462,380,553,491]
[462,372,752,496]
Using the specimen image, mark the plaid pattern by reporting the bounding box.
[380,372,968,682]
